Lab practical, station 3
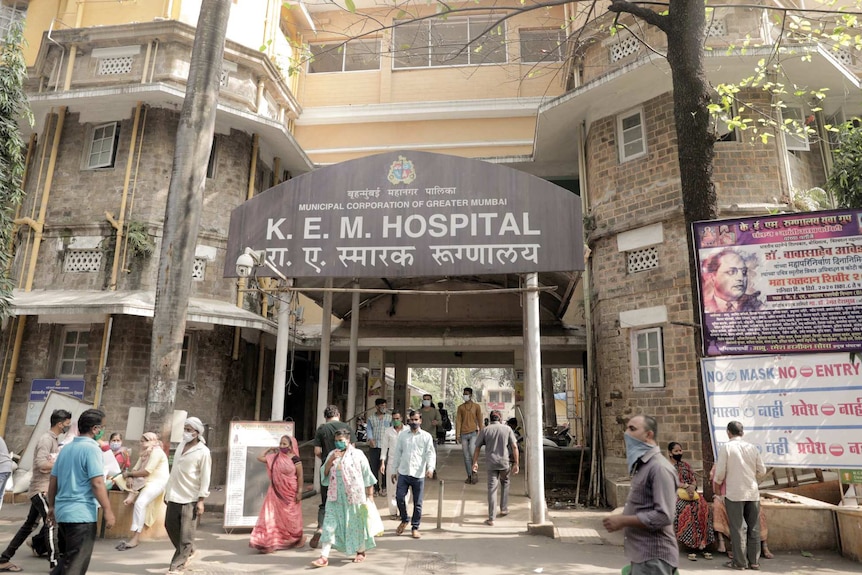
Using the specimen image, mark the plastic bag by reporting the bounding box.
[363,500,385,537]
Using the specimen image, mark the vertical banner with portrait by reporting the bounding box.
[224,420,295,529]
[692,209,862,356]
[367,348,384,402]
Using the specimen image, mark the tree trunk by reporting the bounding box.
[666,0,719,495]
[144,0,232,442]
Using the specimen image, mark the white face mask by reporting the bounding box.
[463,394,471,402]
[182,432,194,443]
[422,400,431,407]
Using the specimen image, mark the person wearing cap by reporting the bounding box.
[163,417,211,574]
[455,387,484,484]
[472,410,519,526]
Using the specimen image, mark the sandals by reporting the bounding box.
[0,564,22,573]
[115,541,139,551]
[702,552,713,560]
[687,553,697,561]
[311,557,329,568]
[353,552,366,563]
[723,561,745,570]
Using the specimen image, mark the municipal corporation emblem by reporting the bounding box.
[388,156,416,185]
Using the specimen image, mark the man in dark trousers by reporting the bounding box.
[309,405,355,549]
[603,414,679,575]
[472,410,519,526]
[0,409,71,572]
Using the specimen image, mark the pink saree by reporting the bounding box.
[249,446,305,553]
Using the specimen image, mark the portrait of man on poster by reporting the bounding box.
[701,248,763,314]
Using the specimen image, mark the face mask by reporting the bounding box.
[422,400,431,407]
[393,420,402,428]
[409,422,420,430]
[110,442,122,451]
[62,425,71,434]
[672,453,683,462]
[624,433,653,475]
[279,447,291,454]
[463,395,471,402]
[182,432,194,443]
[334,440,347,450]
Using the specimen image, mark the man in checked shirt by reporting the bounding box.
[603,415,679,575]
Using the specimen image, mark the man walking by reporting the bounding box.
[164,417,212,574]
[390,410,436,539]
[436,402,450,445]
[714,420,766,571]
[603,414,678,575]
[0,409,70,572]
[418,394,441,477]
[46,408,115,575]
[455,387,483,484]
[471,410,519,525]
[379,411,406,518]
[310,405,354,549]
[365,398,391,497]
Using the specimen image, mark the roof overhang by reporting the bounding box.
[10,289,278,335]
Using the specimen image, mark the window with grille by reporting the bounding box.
[392,16,507,68]
[705,19,726,37]
[627,246,658,273]
[501,391,512,403]
[617,108,646,162]
[833,48,855,67]
[631,327,664,388]
[87,122,119,169]
[179,334,193,382]
[489,391,500,402]
[519,28,566,63]
[192,258,206,281]
[782,106,810,151]
[59,329,89,378]
[64,249,103,273]
[609,35,639,62]
[0,1,26,38]
[98,56,134,75]
[309,39,380,73]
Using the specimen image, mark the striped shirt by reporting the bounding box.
[623,445,679,568]
[366,411,392,442]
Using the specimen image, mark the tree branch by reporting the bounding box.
[608,0,670,33]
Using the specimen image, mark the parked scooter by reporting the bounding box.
[544,423,573,447]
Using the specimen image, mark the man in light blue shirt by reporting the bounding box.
[365,398,391,497]
[47,408,115,575]
[390,410,436,539]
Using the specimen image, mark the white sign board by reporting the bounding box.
[224,420,295,529]
[702,353,862,468]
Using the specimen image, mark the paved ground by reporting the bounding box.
[1,444,858,574]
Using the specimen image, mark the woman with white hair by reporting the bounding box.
[115,432,169,551]
[163,417,212,574]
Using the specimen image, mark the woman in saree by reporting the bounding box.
[311,429,377,567]
[668,442,714,561]
[249,435,305,553]
[115,432,170,551]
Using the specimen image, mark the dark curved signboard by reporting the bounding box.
[226,151,584,279]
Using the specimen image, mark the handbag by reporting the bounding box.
[363,500,385,537]
[677,487,700,501]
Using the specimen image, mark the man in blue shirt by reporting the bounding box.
[47,409,116,575]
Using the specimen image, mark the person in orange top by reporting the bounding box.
[455,387,484,484]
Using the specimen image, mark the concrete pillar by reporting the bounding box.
[393,352,409,416]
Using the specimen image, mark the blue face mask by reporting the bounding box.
[624,433,654,475]
[334,440,347,450]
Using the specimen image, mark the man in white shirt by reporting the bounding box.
[714,420,766,571]
[379,412,407,518]
[390,410,436,539]
[164,417,212,574]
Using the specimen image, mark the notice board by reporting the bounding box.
[223,420,295,529]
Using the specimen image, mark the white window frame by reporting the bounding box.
[308,39,381,73]
[631,327,665,388]
[519,28,566,63]
[782,106,810,151]
[617,108,647,162]
[0,1,26,38]
[58,327,90,378]
[87,122,119,169]
[392,16,508,69]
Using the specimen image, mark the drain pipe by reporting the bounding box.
[0,107,67,435]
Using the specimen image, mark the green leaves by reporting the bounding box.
[344,0,356,13]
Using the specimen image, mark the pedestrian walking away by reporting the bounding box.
[310,405,355,549]
[163,417,212,574]
[390,410,436,539]
[47,408,116,575]
[471,410,519,525]
[0,409,70,572]
[603,414,679,575]
[455,387,483,484]
[311,429,377,567]
[713,420,766,571]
